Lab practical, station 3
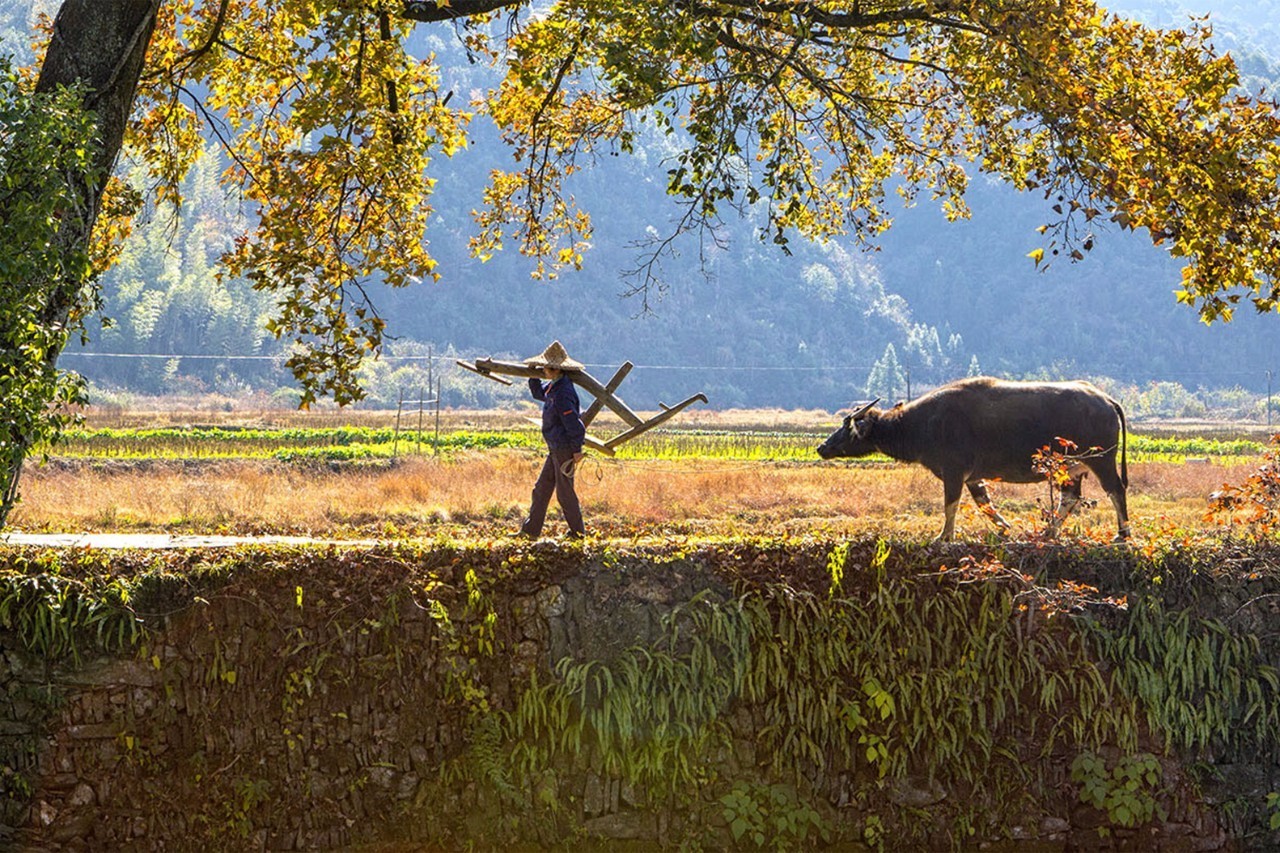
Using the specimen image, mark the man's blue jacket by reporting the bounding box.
[530,376,586,453]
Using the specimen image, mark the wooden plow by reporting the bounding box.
[456,356,708,456]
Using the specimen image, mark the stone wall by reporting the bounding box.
[0,546,736,849]
[0,542,1276,850]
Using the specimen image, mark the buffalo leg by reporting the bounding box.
[1085,458,1131,540]
[967,480,1011,533]
[937,475,965,542]
[1109,492,1132,540]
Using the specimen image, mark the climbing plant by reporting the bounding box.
[0,571,142,670]
[429,573,1146,847]
[1084,600,1280,758]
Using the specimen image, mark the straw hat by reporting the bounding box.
[524,340,584,372]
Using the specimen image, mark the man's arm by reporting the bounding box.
[556,386,586,454]
[529,377,547,401]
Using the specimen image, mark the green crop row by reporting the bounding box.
[49,428,538,460]
[39,425,1269,463]
[610,431,1267,462]
[1128,435,1265,457]
[61,426,526,447]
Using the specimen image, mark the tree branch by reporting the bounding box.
[686,0,986,39]
[171,0,231,73]
[399,0,522,23]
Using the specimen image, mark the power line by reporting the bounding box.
[60,352,281,361]
[55,351,1279,381]
[58,351,869,371]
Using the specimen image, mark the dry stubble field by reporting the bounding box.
[6,407,1262,544]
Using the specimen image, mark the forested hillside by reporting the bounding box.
[13,0,1280,411]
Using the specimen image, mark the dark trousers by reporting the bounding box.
[520,448,584,537]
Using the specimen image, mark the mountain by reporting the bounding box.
[20,1,1280,411]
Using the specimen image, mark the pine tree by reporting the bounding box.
[867,344,906,402]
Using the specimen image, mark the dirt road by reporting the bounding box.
[0,532,380,549]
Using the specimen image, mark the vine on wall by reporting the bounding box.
[426,568,1159,847]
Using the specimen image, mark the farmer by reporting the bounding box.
[519,341,587,539]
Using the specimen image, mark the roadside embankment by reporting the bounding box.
[3,538,1279,850]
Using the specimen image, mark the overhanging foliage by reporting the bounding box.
[0,59,102,521]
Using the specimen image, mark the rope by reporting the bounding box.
[577,455,610,482]
[519,444,875,478]
[571,455,821,478]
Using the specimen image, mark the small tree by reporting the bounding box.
[866,344,906,402]
[1207,435,1280,537]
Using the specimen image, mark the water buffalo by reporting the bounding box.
[817,377,1129,541]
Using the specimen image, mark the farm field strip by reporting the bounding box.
[13,414,1266,541]
[9,451,1259,544]
[45,425,1270,464]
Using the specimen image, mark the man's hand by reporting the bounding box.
[573,452,584,464]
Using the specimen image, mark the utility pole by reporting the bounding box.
[393,389,404,458]
[434,376,442,456]
[416,386,425,455]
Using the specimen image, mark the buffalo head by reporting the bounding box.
[816,399,879,459]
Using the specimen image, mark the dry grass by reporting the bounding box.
[8,449,1256,543]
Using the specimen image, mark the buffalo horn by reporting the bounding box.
[852,399,879,419]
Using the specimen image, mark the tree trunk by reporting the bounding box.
[0,1,159,525]
[34,0,159,329]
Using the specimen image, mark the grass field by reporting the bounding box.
[7,408,1270,543]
